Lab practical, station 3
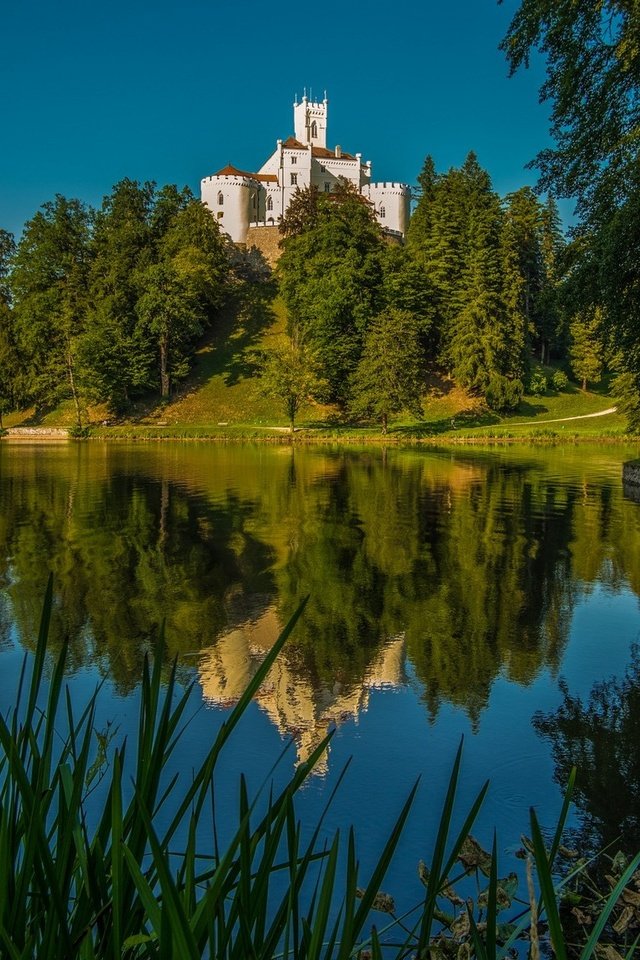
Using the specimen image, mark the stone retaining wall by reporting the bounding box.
[3,427,69,439]
[245,226,282,266]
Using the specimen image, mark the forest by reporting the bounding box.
[0,156,616,435]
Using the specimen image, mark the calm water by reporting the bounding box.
[2,440,640,908]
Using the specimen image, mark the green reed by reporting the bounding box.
[1,578,638,958]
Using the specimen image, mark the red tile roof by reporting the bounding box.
[215,164,278,183]
[281,137,308,150]
[279,137,357,161]
[312,146,356,160]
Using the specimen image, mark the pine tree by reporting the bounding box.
[349,309,424,434]
[446,155,505,391]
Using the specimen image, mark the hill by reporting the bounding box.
[4,286,626,441]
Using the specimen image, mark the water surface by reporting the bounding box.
[1,441,640,906]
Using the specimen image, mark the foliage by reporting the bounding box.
[278,184,321,238]
[9,196,92,422]
[255,334,326,430]
[529,370,548,396]
[485,374,524,412]
[67,422,91,439]
[278,184,386,402]
[407,153,536,398]
[501,0,640,417]
[570,308,604,390]
[552,369,569,391]
[350,309,424,433]
[611,369,640,433]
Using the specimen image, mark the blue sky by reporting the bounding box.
[0,0,567,238]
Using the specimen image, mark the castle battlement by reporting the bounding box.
[201,94,410,244]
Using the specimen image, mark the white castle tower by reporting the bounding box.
[201,93,410,248]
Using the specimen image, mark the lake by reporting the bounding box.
[1,440,640,911]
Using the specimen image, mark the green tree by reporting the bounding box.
[257,335,325,432]
[82,179,156,412]
[137,201,229,398]
[10,197,92,421]
[407,153,529,394]
[278,186,385,401]
[502,0,640,411]
[0,230,17,424]
[278,184,321,238]
[349,309,424,434]
[135,262,203,398]
[446,155,508,391]
[569,307,604,390]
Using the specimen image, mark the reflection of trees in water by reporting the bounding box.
[1,446,639,724]
[0,466,275,692]
[534,647,640,857]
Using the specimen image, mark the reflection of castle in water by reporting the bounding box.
[198,603,407,774]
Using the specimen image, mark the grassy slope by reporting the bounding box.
[5,287,627,440]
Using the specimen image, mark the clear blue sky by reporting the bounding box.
[0,0,566,239]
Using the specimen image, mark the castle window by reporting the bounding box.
[217,191,224,206]
[311,121,318,138]
[290,173,298,185]
[291,156,297,164]
[380,205,386,219]
[324,182,331,193]
[267,196,273,211]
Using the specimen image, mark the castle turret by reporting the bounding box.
[293,92,328,148]
[364,182,411,236]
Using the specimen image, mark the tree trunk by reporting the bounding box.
[381,413,388,435]
[582,377,587,390]
[160,336,170,399]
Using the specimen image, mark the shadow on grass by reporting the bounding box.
[223,281,278,386]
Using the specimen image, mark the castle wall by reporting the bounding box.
[245,225,282,266]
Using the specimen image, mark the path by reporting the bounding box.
[513,406,617,427]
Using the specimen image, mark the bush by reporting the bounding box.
[68,423,91,439]
[485,375,524,412]
[529,370,548,396]
[551,369,569,391]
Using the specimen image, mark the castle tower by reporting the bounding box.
[293,92,328,148]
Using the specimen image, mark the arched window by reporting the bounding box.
[267,196,273,211]
[252,193,257,209]
[380,205,386,219]
[311,121,318,138]
[217,191,224,206]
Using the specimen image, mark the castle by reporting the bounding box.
[201,93,410,246]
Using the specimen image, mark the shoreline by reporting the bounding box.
[2,426,638,446]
